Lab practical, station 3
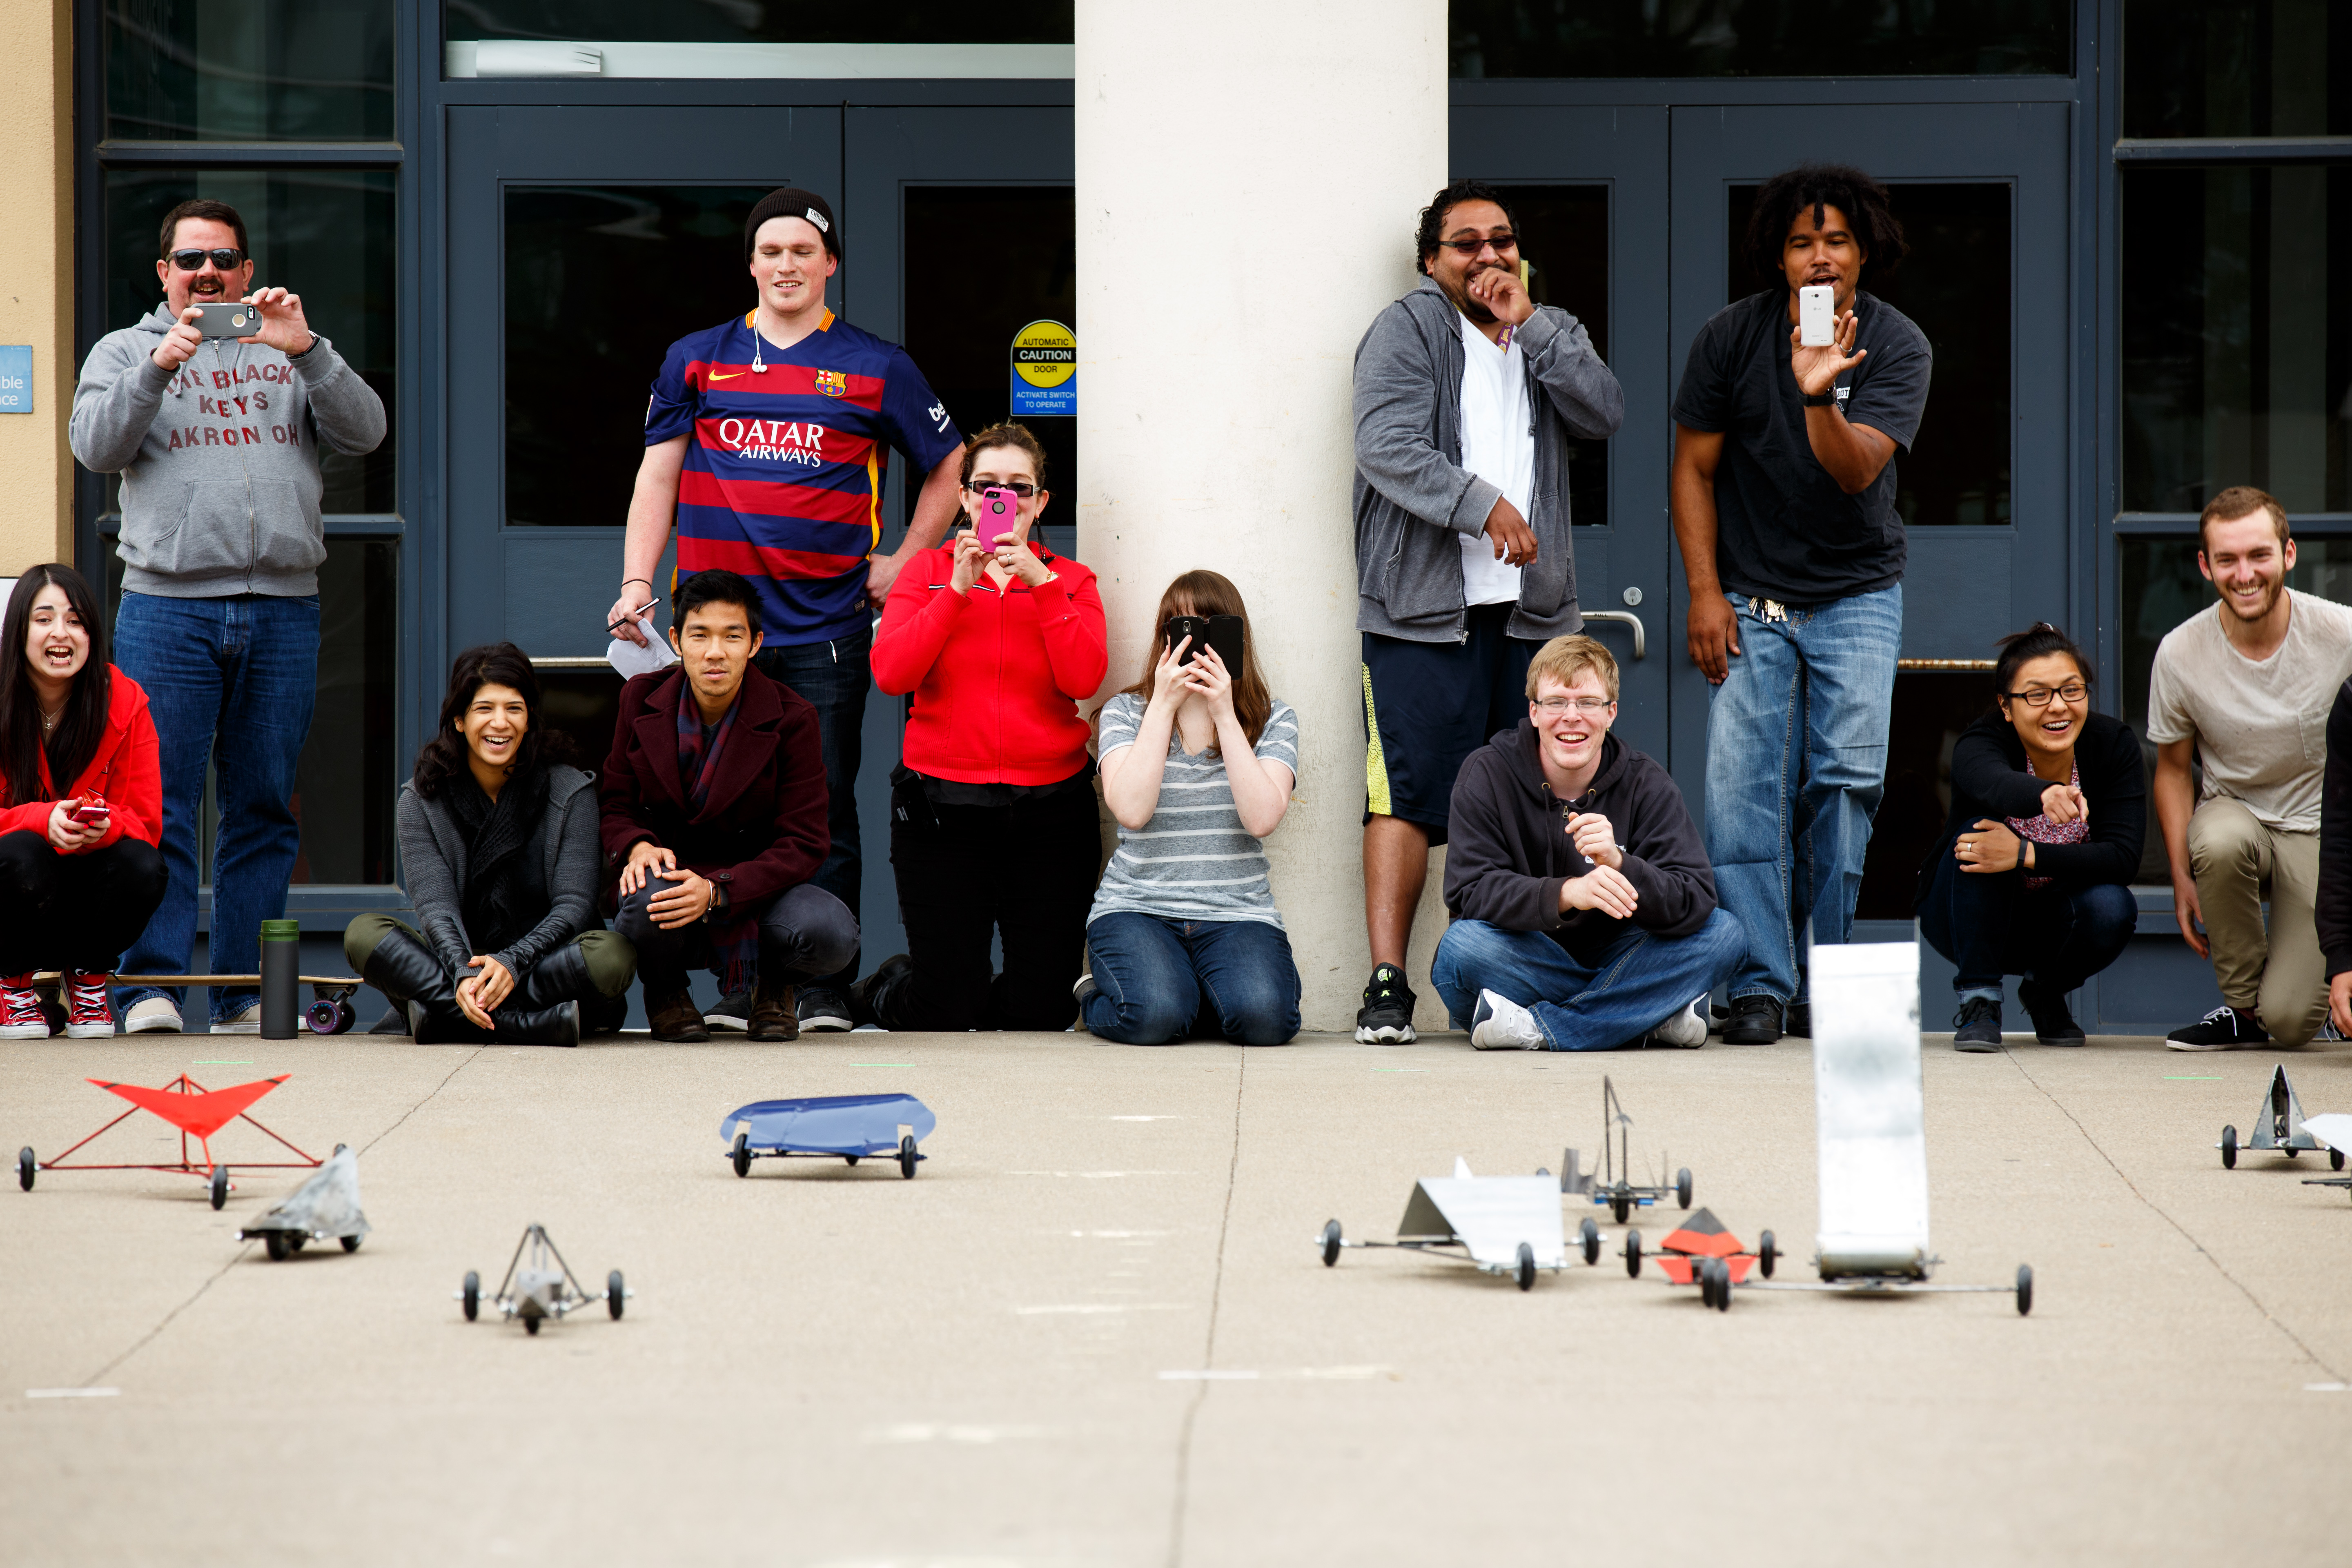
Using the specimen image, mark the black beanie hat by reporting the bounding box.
[745,187,840,263]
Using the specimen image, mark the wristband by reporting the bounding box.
[1801,390,1838,408]
[624,577,652,589]
[286,334,321,362]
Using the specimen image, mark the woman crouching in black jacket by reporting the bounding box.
[1917,622,2145,1052]
[345,645,635,1044]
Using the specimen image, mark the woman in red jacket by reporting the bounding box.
[0,565,165,1039]
[858,422,1108,1031]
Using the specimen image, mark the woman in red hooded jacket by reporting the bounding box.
[0,565,165,1038]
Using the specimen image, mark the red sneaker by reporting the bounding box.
[64,971,115,1039]
[0,973,49,1039]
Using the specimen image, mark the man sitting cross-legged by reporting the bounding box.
[601,569,858,1042]
[1432,634,1743,1050]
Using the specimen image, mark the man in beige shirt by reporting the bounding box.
[2148,487,2352,1049]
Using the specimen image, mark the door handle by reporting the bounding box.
[1581,610,1646,660]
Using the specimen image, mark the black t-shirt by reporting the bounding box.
[1671,288,1931,603]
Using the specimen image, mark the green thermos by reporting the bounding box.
[260,918,300,1039]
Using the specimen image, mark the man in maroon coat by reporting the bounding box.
[601,570,855,1040]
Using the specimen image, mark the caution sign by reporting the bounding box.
[1009,318,1076,417]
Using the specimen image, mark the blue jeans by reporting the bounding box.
[1082,912,1302,1045]
[113,590,319,1022]
[1431,909,1746,1051]
[1917,848,2137,1004]
[1704,584,1901,1005]
[752,623,869,993]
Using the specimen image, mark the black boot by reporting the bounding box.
[519,942,595,1009]
[486,999,581,1048]
[362,929,482,1043]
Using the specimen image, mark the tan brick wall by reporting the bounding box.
[0,0,72,573]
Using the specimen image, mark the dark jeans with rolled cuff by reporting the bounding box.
[0,831,167,977]
[1082,912,1302,1045]
[1916,846,2137,1005]
[343,914,637,1009]
[751,626,870,995]
[612,880,859,998]
[872,779,1101,1033]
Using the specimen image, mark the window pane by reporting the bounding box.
[447,2,1069,43]
[102,168,396,515]
[101,535,399,887]
[2120,166,2352,514]
[904,187,1076,555]
[1493,186,1607,523]
[1730,182,2011,528]
[2124,0,2351,139]
[505,186,773,526]
[2117,534,2352,882]
[106,0,394,142]
[1450,0,2071,78]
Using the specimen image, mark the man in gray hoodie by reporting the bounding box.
[70,197,386,1033]
[1350,178,1624,1043]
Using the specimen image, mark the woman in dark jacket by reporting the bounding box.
[345,645,634,1045]
[1917,623,2145,1052]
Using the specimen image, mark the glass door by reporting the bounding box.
[1666,102,2073,923]
[1448,105,1671,761]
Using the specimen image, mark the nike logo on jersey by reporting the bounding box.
[708,370,746,381]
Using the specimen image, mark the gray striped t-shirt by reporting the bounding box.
[1088,692,1300,930]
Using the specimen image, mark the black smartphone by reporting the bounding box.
[1163,614,1245,673]
[1163,615,1211,661]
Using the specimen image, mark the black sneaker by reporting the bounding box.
[2166,1004,2268,1051]
[2018,980,2086,1045]
[1354,964,1416,1043]
[849,954,914,1028]
[704,990,751,1032]
[1783,1001,1811,1038]
[796,987,854,1033]
[1720,994,1783,1045]
[1953,996,2005,1052]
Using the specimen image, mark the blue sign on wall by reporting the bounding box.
[0,347,29,414]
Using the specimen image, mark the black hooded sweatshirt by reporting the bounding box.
[1442,722,1719,963]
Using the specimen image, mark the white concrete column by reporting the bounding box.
[1076,2,1449,1033]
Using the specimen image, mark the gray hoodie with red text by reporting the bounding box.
[69,305,386,598]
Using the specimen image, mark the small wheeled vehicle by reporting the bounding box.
[1318,1157,1619,1292]
[1561,1076,1693,1223]
[238,1144,369,1260]
[720,1093,934,1180]
[458,1223,628,1335]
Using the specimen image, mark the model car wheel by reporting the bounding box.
[1699,1257,1718,1308]
[607,1270,626,1320]
[2016,1264,2034,1316]
[1611,1185,1631,1225]
[288,1232,306,1252]
[732,1132,751,1178]
[1758,1230,1776,1279]
[1515,1242,1536,1292]
[1580,1216,1601,1266]
[209,1165,229,1210]
[2286,1146,2301,1159]
[2333,1148,2346,1172]
[461,1270,480,1321]
[1715,1261,1733,1312]
[2220,1125,2237,1169]
[265,1232,288,1261]
[524,1314,540,1335]
[899,1135,918,1179]
[341,1234,361,1252]
[845,1155,859,1167]
[1321,1219,1343,1267]
[16,1146,32,1192]
[1623,1228,1642,1278]
[1675,1167,1693,1209]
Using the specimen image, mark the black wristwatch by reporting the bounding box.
[1801,390,1838,408]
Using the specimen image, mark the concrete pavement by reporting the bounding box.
[4,1025,2349,1566]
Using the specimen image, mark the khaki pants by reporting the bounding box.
[2186,798,2327,1045]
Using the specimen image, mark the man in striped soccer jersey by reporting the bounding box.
[609,187,965,1033]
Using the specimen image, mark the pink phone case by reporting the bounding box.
[977,487,1019,551]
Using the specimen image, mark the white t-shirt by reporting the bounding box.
[1456,311,1534,608]
[2146,589,2352,831]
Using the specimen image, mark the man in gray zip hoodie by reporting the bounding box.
[69,197,386,1033]
[1349,178,1624,1043]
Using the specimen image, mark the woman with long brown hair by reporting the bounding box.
[1080,570,1301,1044]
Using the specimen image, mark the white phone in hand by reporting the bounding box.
[1798,285,1835,348]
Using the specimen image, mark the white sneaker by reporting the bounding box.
[211,1002,261,1035]
[1647,996,1710,1049]
[1468,990,1546,1051]
[124,996,184,1034]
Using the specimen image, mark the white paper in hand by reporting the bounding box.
[608,633,679,679]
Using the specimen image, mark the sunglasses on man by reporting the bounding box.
[1435,233,1519,257]
[168,247,247,271]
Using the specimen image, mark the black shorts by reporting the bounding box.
[1361,605,1537,846]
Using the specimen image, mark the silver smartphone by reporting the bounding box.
[1797,285,1835,348]
[189,301,260,339]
